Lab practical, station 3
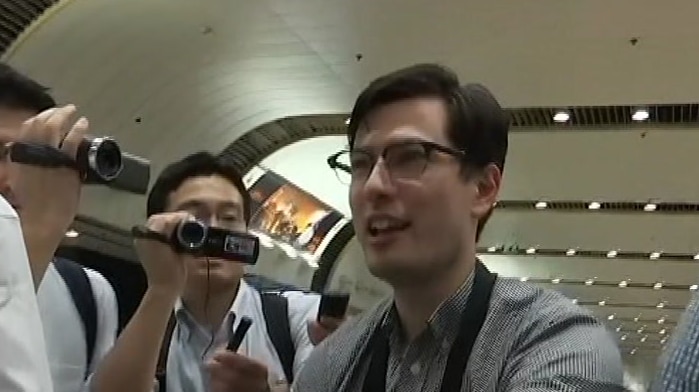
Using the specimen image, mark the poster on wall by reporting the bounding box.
[248,171,343,255]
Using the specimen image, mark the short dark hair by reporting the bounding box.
[146,152,251,224]
[347,63,509,240]
[0,63,56,113]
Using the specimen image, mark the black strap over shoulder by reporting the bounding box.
[362,262,497,392]
[53,258,98,379]
[155,312,177,392]
[260,292,296,384]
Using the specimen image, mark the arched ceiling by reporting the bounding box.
[8,0,699,369]
[7,0,699,228]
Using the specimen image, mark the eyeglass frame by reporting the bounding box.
[326,140,468,183]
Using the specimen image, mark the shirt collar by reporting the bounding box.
[381,268,476,343]
[174,279,252,341]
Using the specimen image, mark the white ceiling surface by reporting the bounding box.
[7,0,699,370]
[7,0,699,227]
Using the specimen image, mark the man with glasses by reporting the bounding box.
[294,63,623,391]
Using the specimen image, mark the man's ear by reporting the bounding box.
[472,164,502,219]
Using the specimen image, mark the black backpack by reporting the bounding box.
[53,258,98,379]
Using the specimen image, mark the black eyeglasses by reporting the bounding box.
[327,140,466,184]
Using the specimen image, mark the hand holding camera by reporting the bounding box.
[133,214,261,296]
[7,105,88,247]
[132,219,260,264]
[133,212,192,297]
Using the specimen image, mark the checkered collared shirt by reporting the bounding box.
[653,293,699,391]
[294,277,624,392]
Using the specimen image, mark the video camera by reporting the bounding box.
[8,136,150,195]
[132,220,260,265]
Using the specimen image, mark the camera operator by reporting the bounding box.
[0,78,89,391]
[0,64,119,392]
[91,152,342,392]
[0,168,53,392]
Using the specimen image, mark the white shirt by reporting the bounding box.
[37,263,119,392]
[0,195,54,392]
[167,280,320,391]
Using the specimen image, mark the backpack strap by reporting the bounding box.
[259,292,296,384]
[156,312,177,392]
[53,258,97,379]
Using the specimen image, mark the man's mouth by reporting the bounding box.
[367,215,411,238]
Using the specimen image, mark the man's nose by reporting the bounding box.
[362,160,395,198]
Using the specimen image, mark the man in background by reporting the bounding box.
[91,152,339,392]
[0,63,119,392]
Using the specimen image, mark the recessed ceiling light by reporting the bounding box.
[551,278,561,284]
[344,117,351,125]
[607,314,615,320]
[65,229,79,238]
[607,250,618,258]
[526,247,536,254]
[588,201,601,210]
[620,334,627,341]
[598,300,607,306]
[694,254,699,260]
[658,317,666,324]
[640,336,647,343]
[487,246,498,252]
[633,316,640,322]
[637,327,644,334]
[644,203,657,212]
[615,326,622,332]
[566,248,576,256]
[585,279,595,286]
[618,280,628,288]
[690,285,698,291]
[630,348,637,355]
[632,108,650,122]
[571,298,578,304]
[660,329,666,335]
[653,282,663,290]
[535,201,548,209]
[657,302,665,309]
[661,337,668,345]
[553,110,570,123]
[519,277,529,282]
[650,252,661,260]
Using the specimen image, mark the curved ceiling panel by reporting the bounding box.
[7,0,699,229]
[3,0,357,229]
[0,0,59,55]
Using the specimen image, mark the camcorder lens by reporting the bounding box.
[177,221,207,250]
[93,139,122,179]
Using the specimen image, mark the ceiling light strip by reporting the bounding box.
[494,200,699,214]
[479,246,699,262]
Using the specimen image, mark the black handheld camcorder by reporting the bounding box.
[172,220,260,264]
[8,136,150,195]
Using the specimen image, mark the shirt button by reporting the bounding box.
[410,362,422,375]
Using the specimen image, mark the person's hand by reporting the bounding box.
[10,105,87,235]
[207,350,270,392]
[308,316,344,345]
[134,211,192,297]
[6,105,88,285]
